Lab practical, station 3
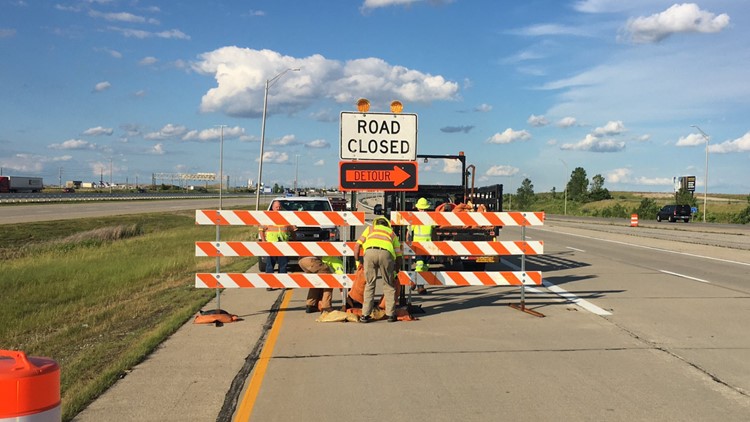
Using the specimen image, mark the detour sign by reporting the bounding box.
[339,161,418,192]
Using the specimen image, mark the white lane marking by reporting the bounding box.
[536,228,750,267]
[567,246,586,252]
[501,259,612,316]
[659,270,711,284]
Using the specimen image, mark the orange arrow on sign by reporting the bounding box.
[344,165,410,187]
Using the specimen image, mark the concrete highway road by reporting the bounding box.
[227,220,749,421]
[0,197,255,224]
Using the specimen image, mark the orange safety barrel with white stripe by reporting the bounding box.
[391,211,545,227]
[398,271,543,287]
[0,350,61,422]
[405,241,544,256]
[630,214,639,227]
[195,210,366,226]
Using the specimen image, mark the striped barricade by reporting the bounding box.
[194,209,546,315]
[194,240,543,257]
[195,210,366,226]
[195,210,366,289]
[398,271,542,286]
[390,211,545,227]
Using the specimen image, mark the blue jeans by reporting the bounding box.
[265,256,288,274]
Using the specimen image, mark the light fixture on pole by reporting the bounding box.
[691,125,710,223]
[254,67,301,210]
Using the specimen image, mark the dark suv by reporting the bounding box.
[656,204,691,223]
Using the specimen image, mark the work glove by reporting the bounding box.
[355,261,361,269]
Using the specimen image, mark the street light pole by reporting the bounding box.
[559,158,568,215]
[294,153,300,193]
[254,67,301,210]
[216,124,227,210]
[691,125,709,223]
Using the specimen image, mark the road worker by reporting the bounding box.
[299,256,344,313]
[409,197,433,294]
[352,216,403,323]
[260,200,296,290]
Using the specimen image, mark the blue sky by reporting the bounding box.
[1,0,748,194]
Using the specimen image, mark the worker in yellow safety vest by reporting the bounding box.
[409,197,434,294]
[299,256,344,313]
[352,216,403,323]
[260,200,296,290]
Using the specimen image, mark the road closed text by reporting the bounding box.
[340,112,417,161]
[346,138,411,156]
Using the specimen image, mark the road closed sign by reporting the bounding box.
[340,112,417,161]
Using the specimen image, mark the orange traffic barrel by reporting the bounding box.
[630,214,639,227]
[0,350,61,421]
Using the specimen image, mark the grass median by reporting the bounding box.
[0,210,257,421]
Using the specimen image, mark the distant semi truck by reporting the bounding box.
[0,176,44,193]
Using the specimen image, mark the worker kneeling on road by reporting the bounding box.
[299,256,344,314]
[352,216,403,323]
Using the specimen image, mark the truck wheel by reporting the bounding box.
[656,215,662,222]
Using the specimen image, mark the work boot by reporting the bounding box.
[387,314,398,323]
[305,306,317,314]
[359,315,373,323]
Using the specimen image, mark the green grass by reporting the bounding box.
[527,191,748,223]
[0,210,258,421]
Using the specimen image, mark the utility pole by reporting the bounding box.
[691,125,710,223]
[109,158,113,194]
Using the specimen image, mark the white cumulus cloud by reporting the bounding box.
[48,139,95,150]
[82,126,113,136]
[306,139,330,149]
[624,3,730,44]
[676,133,707,147]
[527,114,549,127]
[192,47,459,118]
[93,81,111,92]
[709,131,750,154]
[144,124,187,140]
[485,165,519,177]
[560,134,625,152]
[486,128,531,144]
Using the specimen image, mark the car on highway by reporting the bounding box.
[62,187,75,193]
[259,196,340,269]
[656,204,692,222]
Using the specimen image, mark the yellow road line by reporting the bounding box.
[233,290,293,421]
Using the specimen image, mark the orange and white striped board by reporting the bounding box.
[398,271,543,286]
[405,240,543,256]
[196,271,543,288]
[195,240,542,257]
[195,241,358,257]
[390,211,545,227]
[195,210,366,226]
[196,273,356,289]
